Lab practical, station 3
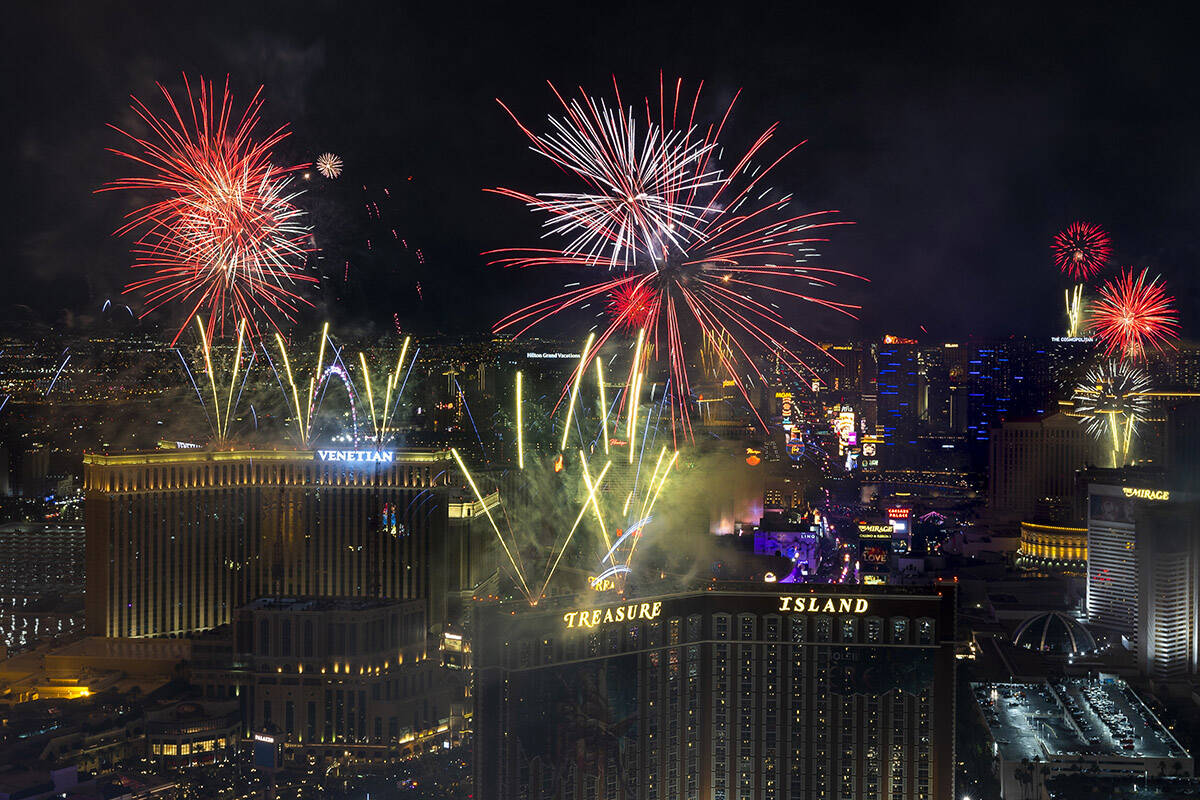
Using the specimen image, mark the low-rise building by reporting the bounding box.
[972,677,1193,799]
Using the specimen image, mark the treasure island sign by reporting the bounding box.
[562,595,875,630]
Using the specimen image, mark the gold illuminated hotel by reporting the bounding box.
[1017,521,1087,572]
[475,585,957,800]
[84,447,454,639]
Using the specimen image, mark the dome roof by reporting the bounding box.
[1013,612,1096,656]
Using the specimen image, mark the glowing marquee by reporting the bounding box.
[1122,487,1170,501]
[779,596,870,613]
[564,601,662,629]
[315,449,396,463]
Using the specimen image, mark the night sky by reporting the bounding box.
[5,3,1200,340]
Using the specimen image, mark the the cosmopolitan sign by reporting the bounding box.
[315,450,395,464]
[564,601,662,629]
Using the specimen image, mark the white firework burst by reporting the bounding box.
[1073,359,1151,466]
[491,94,721,270]
[315,152,343,179]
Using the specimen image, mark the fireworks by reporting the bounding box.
[315,152,343,179]
[265,325,418,449]
[607,282,655,331]
[176,316,255,441]
[455,342,678,605]
[1053,221,1112,281]
[490,77,861,433]
[489,87,720,270]
[102,75,316,344]
[1073,359,1150,467]
[1090,267,1180,359]
[1053,221,1112,337]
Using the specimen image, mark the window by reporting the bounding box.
[916,617,935,645]
[891,617,909,644]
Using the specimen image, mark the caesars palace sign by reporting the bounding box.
[563,596,872,629]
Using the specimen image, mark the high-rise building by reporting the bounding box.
[875,337,920,469]
[83,448,455,638]
[1086,482,1141,639]
[1135,503,1200,682]
[1086,477,1200,682]
[988,412,1089,520]
[474,585,957,800]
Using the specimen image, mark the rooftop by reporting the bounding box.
[973,678,1189,764]
[240,596,413,613]
[83,447,453,466]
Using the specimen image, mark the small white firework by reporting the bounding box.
[315,152,343,179]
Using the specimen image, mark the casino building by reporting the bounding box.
[474,584,957,800]
[83,447,455,638]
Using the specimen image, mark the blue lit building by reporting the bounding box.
[875,338,920,468]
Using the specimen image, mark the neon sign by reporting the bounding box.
[778,596,870,613]
[564,601,662,629]
[1121,487,1170,501]
[315,450,395,463]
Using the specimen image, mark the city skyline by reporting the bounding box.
[5,5,1200,800]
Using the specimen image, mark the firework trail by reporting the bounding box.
[44,352,71,396]
[101,74,316,344]
[1090,267,1180,360]
[489,76,863,434]
[174,316,251,441]
[269,326,414,448]
[1073,359,1151,467]
[454,343,678,605]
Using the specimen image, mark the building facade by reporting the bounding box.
[474,585,957,800]
[1086,478,1200,682]
[1086,483,1141,639]
[1016,522,1087,572]
[988,412,1089,521]
[220,597,464,764]
[83,448,454,638]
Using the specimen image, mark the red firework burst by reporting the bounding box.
[100,74,316,344]
[1090,267,1179,359]
[1052,221,1112,281]
[489,76,862,434]
[607,282,655,330]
